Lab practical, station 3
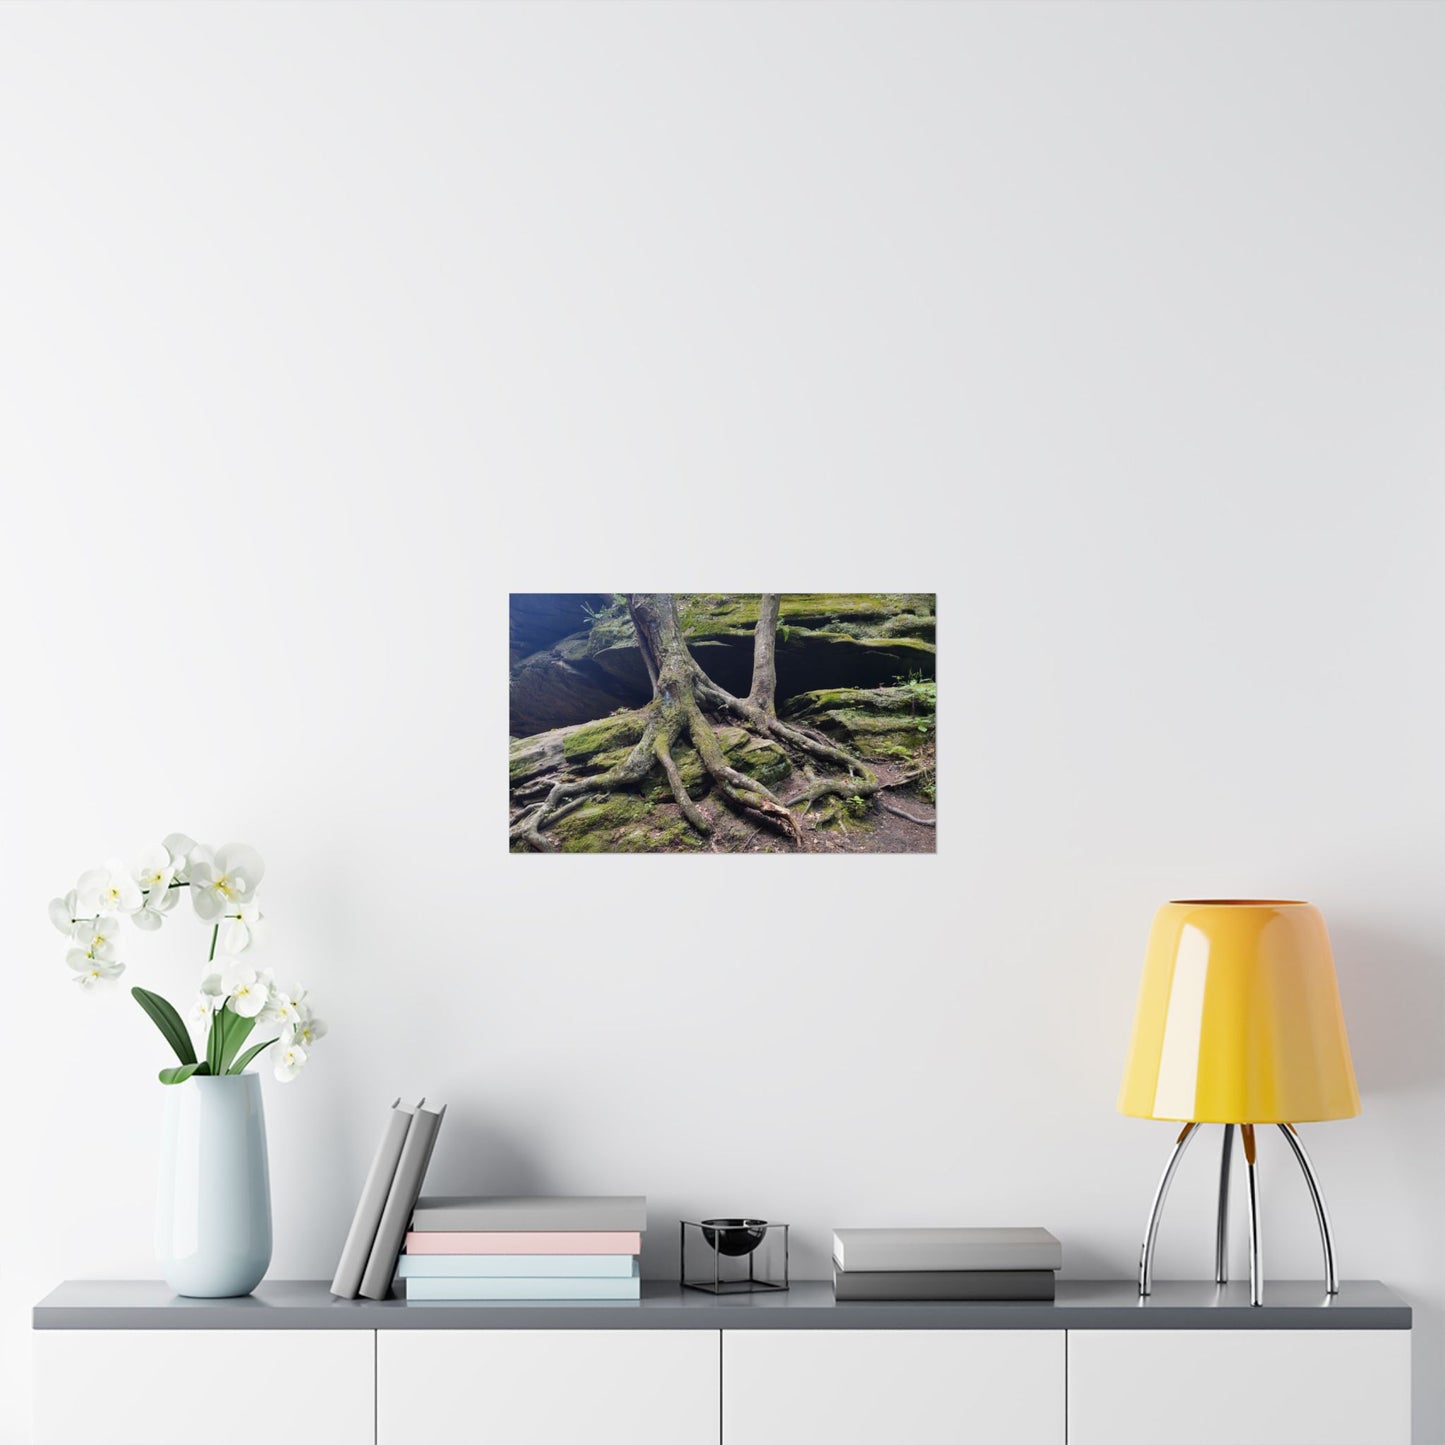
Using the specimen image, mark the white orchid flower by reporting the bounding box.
[70,915,121,962]
[49,891,83,935]
[133,882,182,931]
[162,834,198,882]
[68,952,125,989]
[262,986,301,1028]
[223,968,271,1019]
[190,844,264,922]
[76,860,143,916]
[285,1013,328,1050]
[219,902,266,956]
[273,1042,308,1082]
[191,974,227,1027]
[133,844,179,894]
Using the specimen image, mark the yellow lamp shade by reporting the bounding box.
[1118,900,1360,1124]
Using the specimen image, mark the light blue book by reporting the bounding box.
[404,1274,641,1302]
[398,1255,638,1279]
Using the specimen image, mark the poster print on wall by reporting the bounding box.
[509,594,936,854]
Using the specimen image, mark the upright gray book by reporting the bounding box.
[411,1195,647,1233]
[833,1266,1056,1302]
[832,1227,1062,1273]
[331,1097,420,1300]
[359,1101,446,1301]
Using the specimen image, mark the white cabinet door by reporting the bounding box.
[34,1329,373,1445]
[378,1328,719,1445]
[1068,1329,1411,1445]
[723,1329,1064,1445]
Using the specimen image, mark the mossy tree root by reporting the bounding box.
[512,714,663,852]
[655,726,712,836]
[684,700,802,846]
[696,673,882,815]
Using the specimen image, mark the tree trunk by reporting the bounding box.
[747,593,781,714]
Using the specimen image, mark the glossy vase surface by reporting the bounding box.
[156,1074,272,1297]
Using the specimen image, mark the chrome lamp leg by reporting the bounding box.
[1215,1123,1235,1285]
[1242,1124,1263,1306]
[1277,1123,1339,1294]
[1138,1122,1198,1297]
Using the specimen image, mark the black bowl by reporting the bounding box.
[701,1218,768,1257]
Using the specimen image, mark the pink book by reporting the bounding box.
[403,1230,642,1255]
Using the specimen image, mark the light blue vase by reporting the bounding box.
[156,1073,272,1297]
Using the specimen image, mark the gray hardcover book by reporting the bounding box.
[359,1102,446,1301]
[833,1266,1056,1302]
[832,1227,1062,1274]
[410,1195,648,1233]
[330,1098,418,1299]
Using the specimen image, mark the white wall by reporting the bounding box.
[1,2,1441,1439]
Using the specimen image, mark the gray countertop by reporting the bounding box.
[34,1279,1411,1331]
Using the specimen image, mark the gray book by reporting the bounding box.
[832,1227,1062,1274]
[359,1101,446,1301]
[833,1266,1056,1302]
[410,1195,647,1233]
[330,1098,419,1300]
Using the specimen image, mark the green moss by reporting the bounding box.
[549,791,705,853]
[853,635,935,657]
[878,612,936,641]
[585,745,636,774]
[561,711,647,763]
[783,681,935,764]
[853,736,920,761]
[812,795,878,832]
[674,593,933,635]
[734,736,790,788]
[548,793,652,852]
[784,685,934,719]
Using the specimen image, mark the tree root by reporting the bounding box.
[877,798,936,827]
[685,705,802,847]
[512,716,662,853]
[656,731,712,835]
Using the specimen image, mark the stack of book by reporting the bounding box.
[832,1227,1062,1301]
[399,1195,647,1300]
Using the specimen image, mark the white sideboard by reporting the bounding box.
[33,1328,373,1445]
[33,1279,1413,1445]
[1068,1327,1412,1445]
[378,1329,718,1445]
[724,1328,1063,1445]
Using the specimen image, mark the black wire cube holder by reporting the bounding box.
[680,1219,789,1294]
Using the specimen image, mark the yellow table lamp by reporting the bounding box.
[1119,900,1359,1305]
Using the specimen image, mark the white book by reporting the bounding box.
[833,1227,1062,1273]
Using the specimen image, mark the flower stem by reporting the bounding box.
[208,925,218,963]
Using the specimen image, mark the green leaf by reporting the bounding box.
[229,1037,277,1075]
[131,987,197,1067]
[158,1062,211,1085]
[207,1007,225,1075]
[218,1011,257,1073]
